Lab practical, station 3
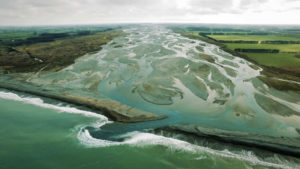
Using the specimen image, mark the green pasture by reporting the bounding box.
[208,35,300,41]
[245,53,300,67]
[0,31,35,41]
[207,33,300,68]
[225,43,300,53]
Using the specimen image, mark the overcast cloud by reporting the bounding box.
[0,0,299,26]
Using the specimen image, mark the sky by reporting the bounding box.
[0,0,299,26]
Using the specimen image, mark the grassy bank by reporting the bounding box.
[171,25,300,90]
[208,35,300,71]
[209,34,300,41]
[0,26,122,73]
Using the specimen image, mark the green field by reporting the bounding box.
[0,26,116,45]
[246,53,300,67]
[225,43,300,53]
[206,33,300,68]
[0,31,34,41]
[0,26,122,72]
[209,35,300,41]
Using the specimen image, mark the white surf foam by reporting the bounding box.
[77,128,296,169]
[0,91,108,121]
[0,91,295,168]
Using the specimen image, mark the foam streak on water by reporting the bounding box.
[77,128,295,169]
[0,91,108,121]
[1,90,296,168]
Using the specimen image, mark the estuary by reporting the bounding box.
[1,25,300,169]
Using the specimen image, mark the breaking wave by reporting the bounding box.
[0,91,108,121]
[1,90,297,169]
[77,126,296,169]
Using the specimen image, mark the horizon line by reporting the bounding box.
[1,22,300,27]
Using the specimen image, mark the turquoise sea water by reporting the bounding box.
[1,25,300,169]
[0,90,299,169]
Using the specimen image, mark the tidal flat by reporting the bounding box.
[1,25,300,169]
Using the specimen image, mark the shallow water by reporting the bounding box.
[1,25,300,168]
[29,25,300,136]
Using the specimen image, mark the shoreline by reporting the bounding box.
[0,27,167,123]
[0,79,167,123]
[2,81,300,158]
[152,125,300,158]
[2,80,299,158]
[0,25,299,159]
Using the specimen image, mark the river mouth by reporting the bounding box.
[23,25,300,136]
[1,25,300,168]
[0,85,299,169]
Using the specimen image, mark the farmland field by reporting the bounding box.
[246,53,300,67]
[225,43,300,53]
[224,43,300,68]
[174,27,300,73]
[209,34,300,41]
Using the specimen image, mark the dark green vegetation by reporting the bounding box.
[171,25,300,90]
[0,25,122,73]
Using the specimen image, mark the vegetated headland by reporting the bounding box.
[0,25,122,72]
[170,24,300,91]
[0,25,165,123]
